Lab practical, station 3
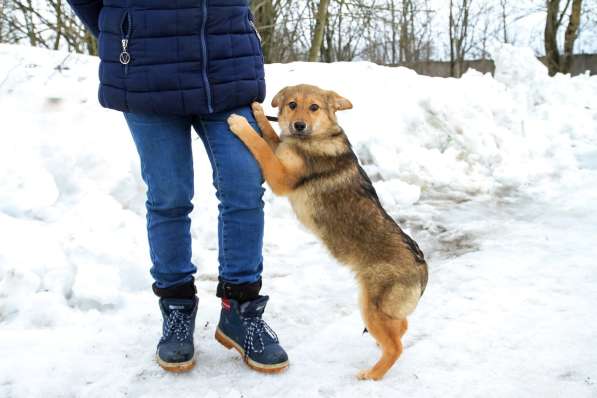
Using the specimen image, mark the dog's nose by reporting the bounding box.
[294,121,306,131]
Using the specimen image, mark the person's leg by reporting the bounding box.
[192,106,265,299]
[193,105,288,372]
[124,112,197,294]
[124,111,198,372]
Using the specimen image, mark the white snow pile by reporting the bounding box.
[266,44,596,201]
[0,43,596,397]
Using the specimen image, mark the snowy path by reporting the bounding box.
[2,172,596,397]
[1,44,596,397]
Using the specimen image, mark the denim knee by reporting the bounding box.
[215,156,264,210]
[142,169,194,215]
[145,190,193,216]
[217,176,265,211]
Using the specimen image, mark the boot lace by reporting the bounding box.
[161,310,192,343]
[242,316,278,359]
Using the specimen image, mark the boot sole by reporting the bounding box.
[215,327,289,374]
[156,353,196,373]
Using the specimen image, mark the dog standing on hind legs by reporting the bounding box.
[227,84,428,380]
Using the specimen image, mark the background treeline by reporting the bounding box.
[1,0,595,76]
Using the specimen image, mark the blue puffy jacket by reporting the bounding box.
[66,0,266,115]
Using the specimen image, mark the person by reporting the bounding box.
[66,0,288,373]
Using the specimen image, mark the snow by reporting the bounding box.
[1,43,596,397]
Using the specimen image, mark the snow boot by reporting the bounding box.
[215,295,288,373]
[156,296,198,372]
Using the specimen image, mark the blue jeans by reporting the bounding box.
[124,106,265,289]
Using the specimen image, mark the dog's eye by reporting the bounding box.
[309,104,320,112]
[288,101,297,110]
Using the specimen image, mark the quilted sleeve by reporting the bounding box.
[66,0,102,38]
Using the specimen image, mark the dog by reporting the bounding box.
[226,84,428,380]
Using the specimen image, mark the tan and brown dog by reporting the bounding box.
[227,84,428,380]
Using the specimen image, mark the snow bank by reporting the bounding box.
[0,45,152,325]
[264,45,596,200]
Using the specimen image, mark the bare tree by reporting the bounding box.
[326,0,376,61]
[0,0,11,43]
[308,0,331,60]
[3,0,592,78]
[562,0,582,72]
[251,0,277,62]
[499,0,509,43]
[1,0,97,54]
[449,0,472,77]
[399,0,433,63]
[544,0,583,76]
[399,0,414,62]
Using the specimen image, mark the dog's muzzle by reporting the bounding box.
[289,121,311,137]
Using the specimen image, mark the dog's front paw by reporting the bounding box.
[251,102,265,117]
[356,369,382,381]
[227,114,250,135]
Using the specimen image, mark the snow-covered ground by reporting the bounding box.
[0,43,596,397]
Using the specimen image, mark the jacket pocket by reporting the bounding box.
[119,11,132,74]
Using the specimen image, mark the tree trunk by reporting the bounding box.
[322,6,333,62]
[561,0,582,73]
[251,0,275,63]
[457,0,470,77]
[544,0,561,76]
[449,0,455,77]
[390,0,397,64]
[399,0,413,63]
[53,0,63,50]
[308,0,330,62]
[85,31,97,56]
[500,0,508,43]
[0,0,5,42]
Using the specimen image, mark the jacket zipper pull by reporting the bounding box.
[120,39,131,65]
[249,20,262,43]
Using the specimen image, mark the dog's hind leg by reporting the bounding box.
[399,318,408,337]
[357,306,404,381]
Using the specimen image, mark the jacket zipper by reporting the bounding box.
[200,0,214,113]
[119,11,132,75]
[248,19,261,43]
[248,12,264,63]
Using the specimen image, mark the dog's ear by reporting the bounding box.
[328,90,353,111]
[271,87,289,108]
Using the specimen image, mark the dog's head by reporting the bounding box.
[271,84,352,138]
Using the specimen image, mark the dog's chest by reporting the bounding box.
[287,189,319,234]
